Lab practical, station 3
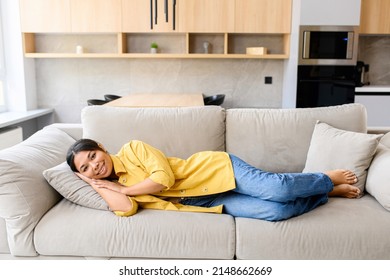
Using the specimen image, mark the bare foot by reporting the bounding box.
[329,184,360,198]
[325,169,358,185]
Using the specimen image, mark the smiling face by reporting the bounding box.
[73,149,114,179]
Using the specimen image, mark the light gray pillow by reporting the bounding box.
[43,162,109,211]
[0,127,75,256]
[303,121,382,194]
[366,141,390,211]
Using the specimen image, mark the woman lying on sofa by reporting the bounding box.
[66,139,360,221]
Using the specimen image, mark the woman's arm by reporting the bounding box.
[77,173,134,213]
[88,177,166,196]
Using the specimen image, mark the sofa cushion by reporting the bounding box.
[303,122,382,194]
[34,199,236,259]
[380,132,390,148]
[0,127,76,256]
[366,140,390,211]
[43,162,109,211]
[81,106,226,158]
[226,104,367,172]
[235,195,390,259]
[0,217,9,254]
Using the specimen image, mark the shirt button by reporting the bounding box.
[203,187,208,193]
[180,190,186,194]
[122,178,127,183]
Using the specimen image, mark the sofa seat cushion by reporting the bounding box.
[82,106,226,158]
[226,104,367,173]
[235,195,390,259]
[34,199,235,259]
[0,218,9,254]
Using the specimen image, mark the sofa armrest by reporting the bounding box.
[0,126,76,256]
[367,126,390,135]
[46,123,83,140]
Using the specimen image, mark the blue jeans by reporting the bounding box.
[180,154,333,221]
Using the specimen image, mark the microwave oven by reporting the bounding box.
[298,26,359,65]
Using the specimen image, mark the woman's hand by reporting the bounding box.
[76,173,125,193]
[75,173,134,214]
[76,173,166,196]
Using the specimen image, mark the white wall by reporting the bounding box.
[282,0,301,108]
[1,0,36,112]
[300,0,361,26]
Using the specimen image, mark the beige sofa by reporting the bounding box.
[1,103,390,260]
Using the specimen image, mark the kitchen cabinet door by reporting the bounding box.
[19,0,71,32]
[360,0,390,34]
[235,0,292,33]
[70,0,122,32]
[122,0,177,32]
[178,0,235,32]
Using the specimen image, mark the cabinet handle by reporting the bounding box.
[155,0,158,24]
[173,0,176,30]
[165,0,168,22]
[150,0,153,29]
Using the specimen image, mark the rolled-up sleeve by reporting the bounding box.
[114,197,138,217]
[127,141,175,190]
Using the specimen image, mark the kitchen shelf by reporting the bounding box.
[23,32,290,59]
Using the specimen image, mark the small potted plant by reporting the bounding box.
[150,42,158,54]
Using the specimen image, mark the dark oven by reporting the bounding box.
[296,65,357,108]
[296,25,360,108]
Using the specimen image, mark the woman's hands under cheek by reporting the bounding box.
[75,173,124,193]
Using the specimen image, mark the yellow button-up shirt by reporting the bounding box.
[110,140,236,217]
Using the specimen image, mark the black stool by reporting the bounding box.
[87,99,108,106]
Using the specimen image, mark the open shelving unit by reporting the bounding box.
[22,32,290,59]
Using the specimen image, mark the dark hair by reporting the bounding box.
[66,139,105,172]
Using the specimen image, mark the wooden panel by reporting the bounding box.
[178,0,235,32]
[122,0,177,32]
[235,0,292,33]
[104,93,204,107]
[360,0,390,34]
[22,33,35,53]
[70,0,122,32]
[19,0,71,32]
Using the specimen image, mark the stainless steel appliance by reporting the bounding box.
[298,25,359,65]
[296,25,361,108]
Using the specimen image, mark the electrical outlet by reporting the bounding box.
[265,76,272,84]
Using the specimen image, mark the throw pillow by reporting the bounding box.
[366,141,390,211]
[43,162,109,211]
[303,121,382,195]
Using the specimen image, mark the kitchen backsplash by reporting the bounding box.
[358,36,390,85]
[36,58,284,123]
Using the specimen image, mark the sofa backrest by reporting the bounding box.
[226,103,368,173]
[81,106,226,159]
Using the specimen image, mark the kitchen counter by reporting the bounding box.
[354,86,390,127]
[355,85,390,94]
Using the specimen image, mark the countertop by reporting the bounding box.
[355,85,390,93]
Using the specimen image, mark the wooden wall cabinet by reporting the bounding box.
[71,0,122,33]
[178,0,235,33]
[235,0,292,33]
[122,0,177,32]
[20,0,121,33]
[19,0,71,32]
[360,0,390,34]
[20,0,292,59]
